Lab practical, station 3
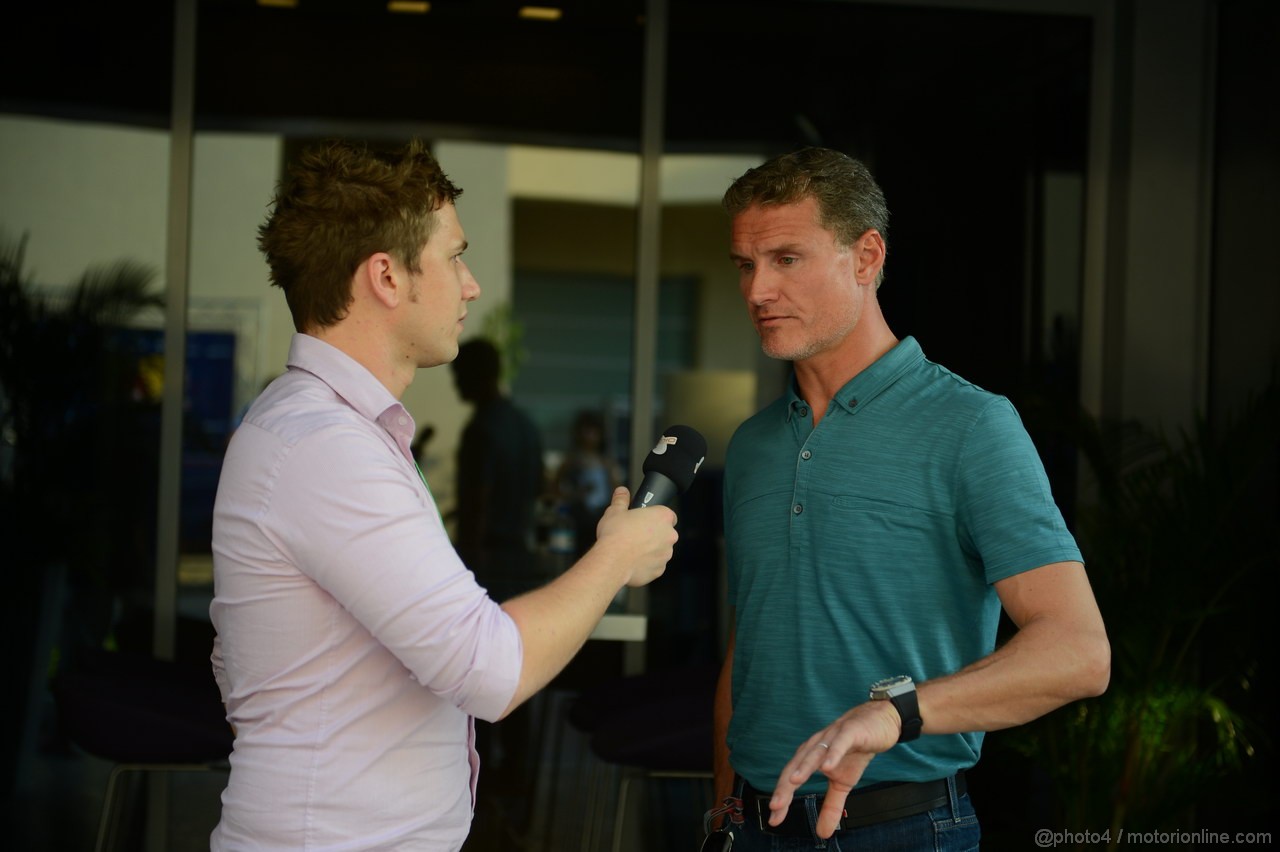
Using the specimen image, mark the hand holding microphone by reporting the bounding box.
[595,425,707,587]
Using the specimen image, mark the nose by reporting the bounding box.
[461,261,481,302]
[741,266,777,307]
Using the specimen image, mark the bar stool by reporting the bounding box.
[50,649,233,852]
[580,663,718,852]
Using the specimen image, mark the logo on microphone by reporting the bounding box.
[650,435,678,455]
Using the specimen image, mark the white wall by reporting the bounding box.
[0,115,170,288]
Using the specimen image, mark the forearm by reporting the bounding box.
[498,542,628,717]
[919,589,1110,735]
[919,615,1111,733]
[497,488,676,718]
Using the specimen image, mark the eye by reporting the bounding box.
[778,256,797,266]
[736,261,754,273]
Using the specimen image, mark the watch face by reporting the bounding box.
[870,675,913,693]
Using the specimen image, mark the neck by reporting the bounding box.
[793,302,898,428]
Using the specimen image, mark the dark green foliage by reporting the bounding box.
[1009,384,1279,837]
[1,229,163,584]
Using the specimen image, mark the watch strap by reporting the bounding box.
[888,687,922,743]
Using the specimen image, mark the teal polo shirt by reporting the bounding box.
[723,336,1081,793]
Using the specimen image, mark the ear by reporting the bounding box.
[358,252,404,310]
[852,229,887,286]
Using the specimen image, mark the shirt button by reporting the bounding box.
[798,407,809,418]
[398,416,408,427]
[801,450,812,460]
[793,504,803,515]
[849,398,858,407]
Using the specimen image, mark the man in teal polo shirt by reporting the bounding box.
[710,148,1111,851]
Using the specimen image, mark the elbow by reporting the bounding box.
[494,689,526,722]
[1075,632,1111,699]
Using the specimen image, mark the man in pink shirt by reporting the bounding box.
[209,140,678,851]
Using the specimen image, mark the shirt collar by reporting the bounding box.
[785,336,925,421]
[285,333,416,453]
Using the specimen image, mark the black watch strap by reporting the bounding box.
[870,675,923,743]
[888,687,922,743]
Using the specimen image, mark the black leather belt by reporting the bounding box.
[742,772,965,836]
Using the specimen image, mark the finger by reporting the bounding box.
[767,776,797,827]
[663,505,678,526]
[610,486,630,508]
[769,737,828,824]
[787,737,834,785]
[815,787,852,839]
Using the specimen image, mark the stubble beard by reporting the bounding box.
[757,300,861,362]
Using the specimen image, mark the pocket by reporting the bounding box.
[825,496,957,581]
[931,806,980,852]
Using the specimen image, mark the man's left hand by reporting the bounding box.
[769,699,902,839]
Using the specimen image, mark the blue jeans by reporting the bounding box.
[727,776,979,852]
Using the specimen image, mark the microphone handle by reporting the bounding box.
[629,472,679,509]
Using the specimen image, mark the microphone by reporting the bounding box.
[629,425,707,509]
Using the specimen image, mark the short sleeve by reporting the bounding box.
[955,398,1083,584]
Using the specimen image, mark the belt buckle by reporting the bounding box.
[754,794,777,834]
[759,793,849,837]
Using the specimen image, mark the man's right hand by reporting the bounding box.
[593,486,678,587]
[499,487,677,717]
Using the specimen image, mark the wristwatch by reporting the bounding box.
[869,675,923,743]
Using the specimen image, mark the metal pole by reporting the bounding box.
[154,0,197,662]
[626,0,668,675]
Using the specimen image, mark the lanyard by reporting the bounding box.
[414,460,444,526]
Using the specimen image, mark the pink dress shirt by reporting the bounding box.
[210,334,522,851]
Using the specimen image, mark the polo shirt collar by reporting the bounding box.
[785,336,925,420]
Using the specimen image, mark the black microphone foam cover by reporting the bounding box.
[641,425,708,494]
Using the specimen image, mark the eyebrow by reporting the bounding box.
[729,242,804,262]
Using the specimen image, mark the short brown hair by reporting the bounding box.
[723,147,889,282]
[258,139,462,332]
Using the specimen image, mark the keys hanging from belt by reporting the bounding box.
[700,796,744,851]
